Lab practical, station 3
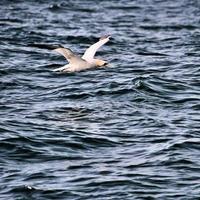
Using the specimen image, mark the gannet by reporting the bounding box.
[53,35,111,72]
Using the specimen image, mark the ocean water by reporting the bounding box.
[0,0,200,199]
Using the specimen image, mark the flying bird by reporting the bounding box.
[53,35,111,72]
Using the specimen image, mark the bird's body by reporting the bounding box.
[53,35,110,72]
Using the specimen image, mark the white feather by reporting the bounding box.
[82,36,110,63]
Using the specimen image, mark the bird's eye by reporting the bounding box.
[103,62,108,66]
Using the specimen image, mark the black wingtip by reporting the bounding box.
[99,35,111,40]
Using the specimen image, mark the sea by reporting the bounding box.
[0,0,200,199]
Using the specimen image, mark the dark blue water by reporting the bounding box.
[1,0,200,199]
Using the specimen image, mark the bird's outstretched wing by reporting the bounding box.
[54,47,84,64]
[82,35,110,63]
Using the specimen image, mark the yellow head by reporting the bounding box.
[94,59,108,67]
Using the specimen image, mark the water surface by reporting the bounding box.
[0,0,200,199]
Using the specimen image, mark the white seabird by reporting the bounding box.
[53,35,111,72]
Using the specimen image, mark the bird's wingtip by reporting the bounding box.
[100,35,111,40]
[53,48,60,52]
[52,44,65,51]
